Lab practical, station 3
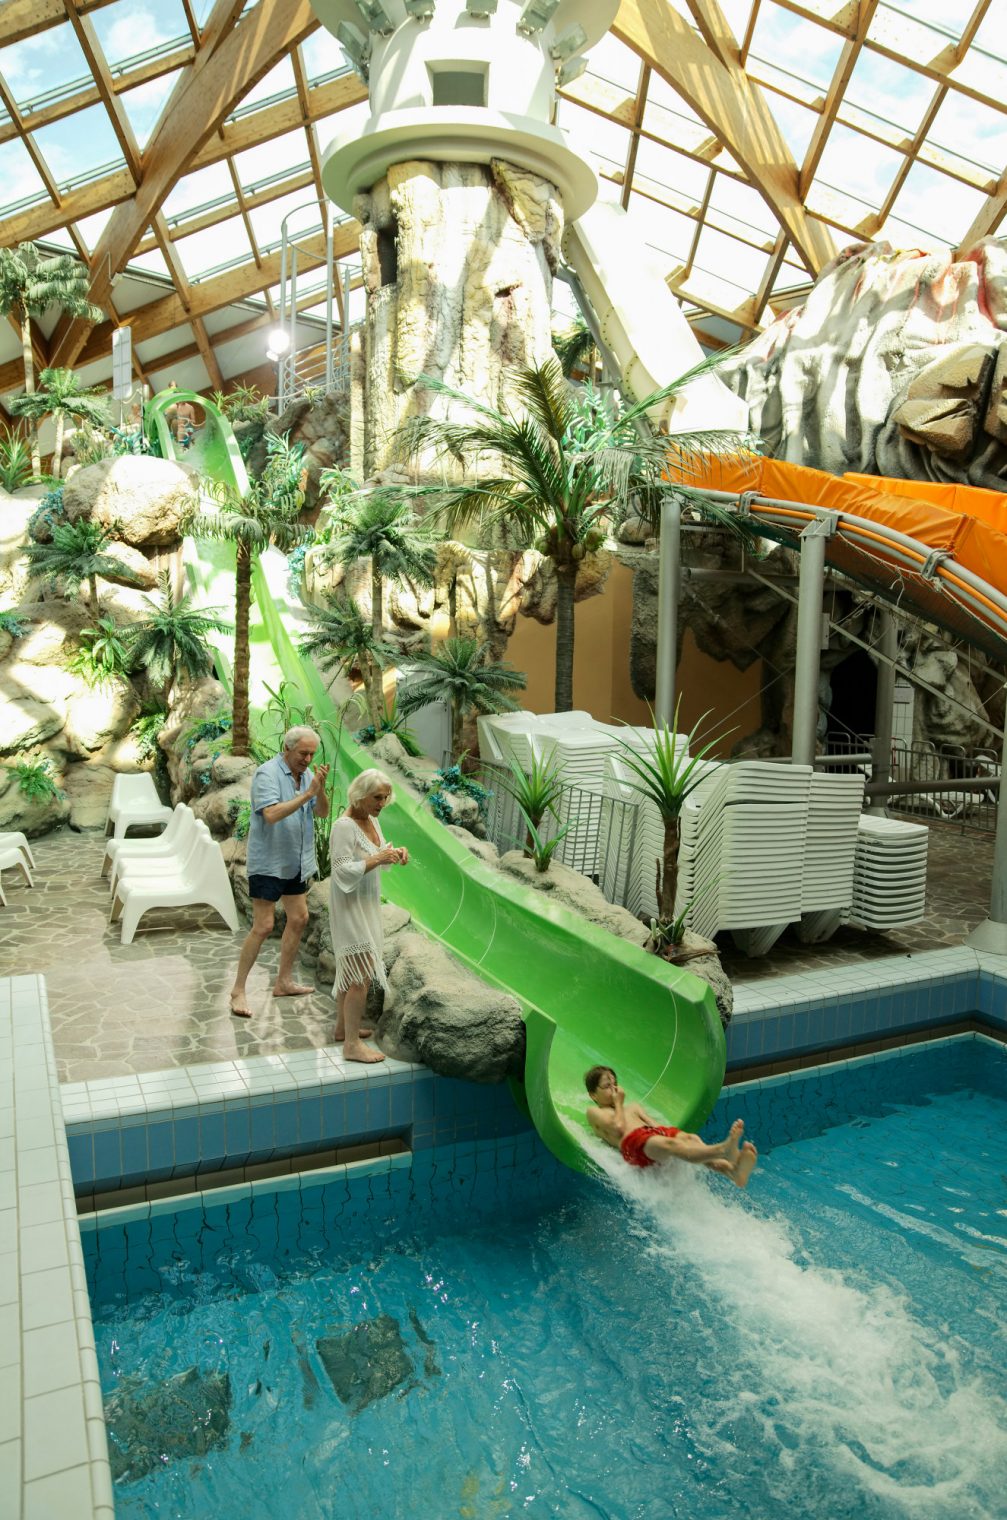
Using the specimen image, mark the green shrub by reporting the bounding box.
[0,610,28,638]
[354,696,422,757]
[66,615,134,688]
[26,485,66,543]
[229,797,252,840]
[518,806,572,873]
[0,428,32,491]
[8,758,65,802]
[427,762,491,825]
[130,708,168,762]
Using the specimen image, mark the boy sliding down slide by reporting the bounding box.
[585,1065,758,1187]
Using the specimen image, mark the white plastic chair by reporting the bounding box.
[0,846,34,905]
[105,773,174,840]
[102,803,195,884]
[109,831,239,945]
[110,813,204,897]
[0,831,36,869]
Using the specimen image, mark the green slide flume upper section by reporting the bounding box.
[151,388,726,1173]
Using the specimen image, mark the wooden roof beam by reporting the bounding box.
[612,0,837,274]
[0,0,115,46]
[62,0,142,184]
[0,42,194,148]
[151,213,225,391]
[798,0,879,199]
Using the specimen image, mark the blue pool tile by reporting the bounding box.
[67,1132,94,1184]
[92,1128,123,1185]
[389,1084,413,1125]
[120,1124,148,1181]
[343,1092,368,1135]
[224,1107,251,1162]
[248,1104,275,1154]
[199,1112,227,1167]
[172,1115,199,1168]
[146,1121,174,1176]
[321,1093,346,1137]
[297,1097,322,1144]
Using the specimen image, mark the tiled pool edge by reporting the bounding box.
[2,976,114,1520]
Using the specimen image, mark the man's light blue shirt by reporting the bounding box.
[247,754,317,881]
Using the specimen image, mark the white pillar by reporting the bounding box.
[869,609,898,814]
[791,519,831,767]
[655,494,681,727]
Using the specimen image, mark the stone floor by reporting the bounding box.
[0,820,988,1084]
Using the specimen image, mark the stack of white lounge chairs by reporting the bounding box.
[101,801,239,945]
[797,771,867,943]
[847,814,929,930]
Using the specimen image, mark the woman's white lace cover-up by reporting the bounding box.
[328,814,391,994]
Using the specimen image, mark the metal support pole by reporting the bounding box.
[325,214,334,393]
[869,608,898,814]
[791,518,832,766]
[655,494,681,727]
[966,731,1007,954]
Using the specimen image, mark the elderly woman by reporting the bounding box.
[328,768,408,1063]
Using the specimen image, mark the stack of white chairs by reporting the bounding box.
[0,830,35,906]
[104,805,239,945]
[796,772,867,942]
[105,773,174,840]
[847,815,929,930]
[675,762,814,954]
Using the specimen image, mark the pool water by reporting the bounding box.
[85,1037,1007,1520]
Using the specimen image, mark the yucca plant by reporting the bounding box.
[497,745,565,855]
[0,427,32,491]
[610,698,734,936]
[519,805,573,874]
[8,367,108,477]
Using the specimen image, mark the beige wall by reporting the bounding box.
[506,558,762,757]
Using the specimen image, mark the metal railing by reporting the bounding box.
[823,732,1000,832]
[479,762,644,912]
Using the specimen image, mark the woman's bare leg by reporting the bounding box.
[341,982,384,1063]
[333,988,372,1042]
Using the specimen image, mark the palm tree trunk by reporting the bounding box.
[52,410,65,479]
[371,556,383,641]
[657,816,681,923]
[451,700,464,760]
[88,574,99,617]
[20,312,40,481]
[362,656,383,727]
[232,544,252,756]
[554,565,577,712]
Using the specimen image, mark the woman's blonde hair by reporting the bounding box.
[347,768,394,806]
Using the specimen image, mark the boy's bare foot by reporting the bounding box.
[720,1119,744,1164]
[342,1042,385,1064]
[333,1026,373,1041]
[272,982,314,998]
[732,1142,758,1189]
[230,990,252,1019]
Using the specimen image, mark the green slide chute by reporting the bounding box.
[151,388,726,1173]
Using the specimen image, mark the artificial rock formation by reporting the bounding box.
[719,238,1007,489]
[60,454,197,547]
[353,158,560,475]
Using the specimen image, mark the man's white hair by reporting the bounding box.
[347,768,393,805]
[283,725,319,752]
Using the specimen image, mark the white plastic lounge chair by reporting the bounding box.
[110,813,204,897]
[105,772,174,840]
[102,803,195,884]
[0,846,34,902]
[0,831,36,869]
[109,830,239,945]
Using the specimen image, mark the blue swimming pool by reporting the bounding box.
[85,1036,1007,1520]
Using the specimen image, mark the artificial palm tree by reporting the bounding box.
[397,636,527,759]
[0,244,103,479]
[298,592,396,726]
[318,485,438,640]
[396,356,747,712]
[23,518,139,616]
[8,367,109,478]
[188,432,310,755]
[128,570,233,709]
[553,315,600,380]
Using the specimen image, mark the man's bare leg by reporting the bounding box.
[341,982,384,1063]
[230,899,276,1018]
[272,894,314,997]
[333,988,372,1042]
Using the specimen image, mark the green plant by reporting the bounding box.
[298,593,397,728]
[127,570,231,708]
[130,707,168,762]
[0,610,28,638]
[8,367,108,477]
[427,761,492,825]
[497,745,565,854]
[213,384,271,461]
[393,356,753,711]
[396,637,527,758]
[354,695,422,757]
[186,430,311,755]
[9,757,65,802]
[26,485,66,543]
[23,517,140,615]
[229,797,252,840]
[182,710,233,753]
[316,486,438,643]
[518,805,573,873]
[611,699,734,928]
[0,242,104,478]
[66,615,134,688]
[0,427,32,491]
[552,314,600,379]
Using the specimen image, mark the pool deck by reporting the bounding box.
[0,816,999,1519]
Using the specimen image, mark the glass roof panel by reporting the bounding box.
[926,93,1007,182]
[811,122,906,219]
[844,48,936,133]
[247,190,322,247]
[173,215,253,281]
[32,104,125,188]
[231,57,296,115]
[0,23,89,114]
[89,1,190,68]
[581,33,642,95]
[162,162,236,222]
[299,30,353,85]
[749,3,846,91]
[120,71,181,151]
[232,130,310,191]
[74,207,116,251]
[126,248,171,279]
[632,138,711,203]
[885,162,988,249]
[0,138,46,216]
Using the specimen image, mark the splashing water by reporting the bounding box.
[585,1137,1007,1520]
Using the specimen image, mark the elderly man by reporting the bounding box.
[230,726,330,1018]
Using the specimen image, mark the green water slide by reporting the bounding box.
[149,389,726,1173]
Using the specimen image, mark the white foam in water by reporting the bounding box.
[585,1138,1007,1519]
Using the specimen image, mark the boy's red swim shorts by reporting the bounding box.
[620,1125,681,1168]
